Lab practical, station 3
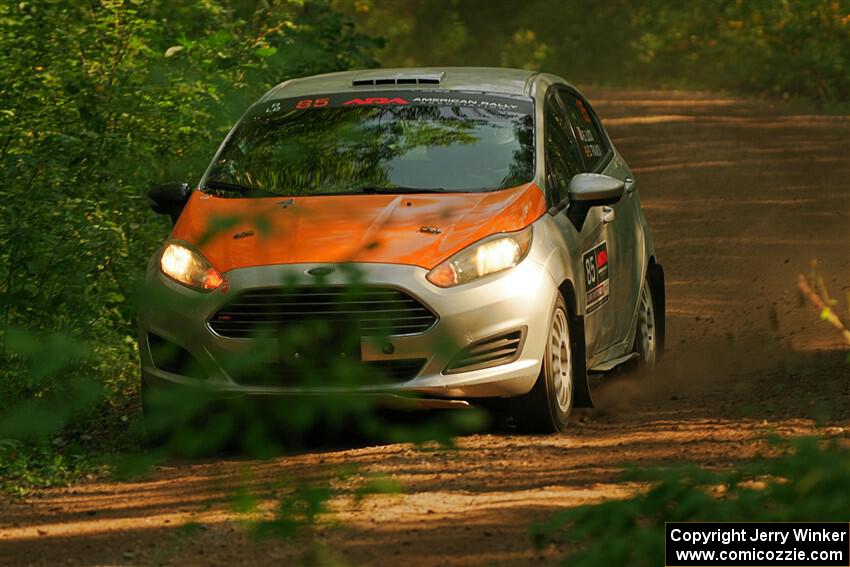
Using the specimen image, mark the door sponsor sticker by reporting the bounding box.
[583,241,609,314]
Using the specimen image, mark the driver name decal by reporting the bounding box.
[583,241,609,314]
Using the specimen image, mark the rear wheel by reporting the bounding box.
[511,295,576,433]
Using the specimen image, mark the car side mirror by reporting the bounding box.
[147,182,190,225]
[565,173,625,230]
[567,173,625,205]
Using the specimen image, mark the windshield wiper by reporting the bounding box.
[350,186,459,194]
[202,181,474,197]
[203,179,284,196]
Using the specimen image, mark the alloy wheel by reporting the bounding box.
[637,280,657,367]
[550,307,573,413]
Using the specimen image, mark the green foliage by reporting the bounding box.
[631,0,850,103]
[0,0,379,357]
[0,0,380,471]
[340,0,850,105]
[0,438,101,496]
[531,436,850,566]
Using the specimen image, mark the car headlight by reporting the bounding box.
[426,226,533,288]
[160,242,223,291]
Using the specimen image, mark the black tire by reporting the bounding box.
[510,295,579,433]
[140,378,170,447]
[647,262,666,360]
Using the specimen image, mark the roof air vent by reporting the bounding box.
[351,72,445,87]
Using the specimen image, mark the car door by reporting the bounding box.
[543,88,618,355]
[559,88,643,352]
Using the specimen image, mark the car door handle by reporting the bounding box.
[624,177,636,194]
[602,206,616,224]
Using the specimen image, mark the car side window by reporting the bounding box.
[544,91,584,205]
[557,89,608,171]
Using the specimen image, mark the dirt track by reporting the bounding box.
[2,89,849,566]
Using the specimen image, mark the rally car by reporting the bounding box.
[140,67,665,433]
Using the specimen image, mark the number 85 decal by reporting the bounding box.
[295,98,329,109]
[585,255,597,287]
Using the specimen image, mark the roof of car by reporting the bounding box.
[261,67,540,101]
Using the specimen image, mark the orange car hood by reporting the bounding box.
[170,183,547,272]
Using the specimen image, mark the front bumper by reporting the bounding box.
[138,255,558,400]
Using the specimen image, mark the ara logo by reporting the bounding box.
[596,248,608,268]
[342,97,409,106]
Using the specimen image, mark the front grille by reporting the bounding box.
[444,329,525,374]
[235,358,427,387]
[209,286,438,339]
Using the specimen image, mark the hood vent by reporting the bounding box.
[352,72,444,87]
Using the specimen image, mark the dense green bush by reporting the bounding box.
[631,0,850,102]
[0,0,379,415]
[0,2,382,488]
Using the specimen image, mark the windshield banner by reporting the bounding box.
[257,91,533,116]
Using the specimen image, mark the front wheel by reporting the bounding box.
[635,276,659,368]
[510,295,578,433]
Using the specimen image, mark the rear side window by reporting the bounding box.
[557,90,609,171]
[543,92,584,204]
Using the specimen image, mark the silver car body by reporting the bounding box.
[138,67,659,405]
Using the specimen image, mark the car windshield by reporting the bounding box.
[201,92,534,197]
